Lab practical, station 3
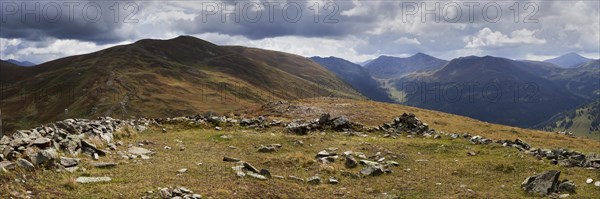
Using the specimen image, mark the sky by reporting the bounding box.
[1,0,599,64]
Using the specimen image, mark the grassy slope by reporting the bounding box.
[2,98,600,198]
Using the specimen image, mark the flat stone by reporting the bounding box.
[91,162,117,168]
[33,137,52,146]
[64,166,79,173]
[16,158,35,170]
[307,176,321,185]
[140,154,150,160]
[246,172,267,180]
[288,175,305,183]
[328,177,339,184]
[586,178,593,184]
[232,165,245,177]
[75,177,111,183]
[316,150,336,157]
[127,146,152,155]
[60,157,80,167]
[223,156,240,162]
[0,161,16,170]
[258,146,276,153]
[178,168,188,173]
[243,162,259,173]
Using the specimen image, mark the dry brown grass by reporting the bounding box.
[2,98,600,198]
[2,126,599,198]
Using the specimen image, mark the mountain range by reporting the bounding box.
[308,52,598,134]
[1,35,598,138]
[2,59,36,67]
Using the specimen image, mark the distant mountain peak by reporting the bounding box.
[5,59,36,67]
[544,53,591,68]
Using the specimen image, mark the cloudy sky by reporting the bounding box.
[1,0,599,64]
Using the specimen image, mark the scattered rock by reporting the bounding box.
[223,156,240,162]
[34,149,58,166]
[595,181,600,187]
[242,162,259,173]
[59,157,80,167]
[345,156,358,168]
[586,178,593,184]
[359,160,389,176]
[246,172,267,180]
[91,162,117,168]
[153,187,201,199]
[75,177,111,183]
[332,116,350,130]
[259,169,271,178]
[232,165,245,177]
[258,145,276,153]
[316,150,337,158]
[127,146,152,156]
[178,168,188,173]
[288,175,305,183]
[328,177,339,184]
[16,158,35,170]
[307,176,321,185]
[521,170,561,196]
[557,180,576,194]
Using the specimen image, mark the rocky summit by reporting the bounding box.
[1,102,600,198]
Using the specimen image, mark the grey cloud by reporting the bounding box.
[0,0,141,43]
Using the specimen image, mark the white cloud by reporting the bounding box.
[465,28,546,48]
[1,39,131,64]
[393,37,421,45]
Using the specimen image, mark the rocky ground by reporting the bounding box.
[1,99,600,198]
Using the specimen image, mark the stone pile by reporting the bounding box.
[225,158,270,180]
[447,133,600,170]
[0,117,147,171]
[145,187,202,199]
[528,148,600,169]
[285,113,363,135]
[378,113,436,136]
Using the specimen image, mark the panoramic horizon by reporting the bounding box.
[4,34,600,65]
[1,1,599,198]
[1,1,599,63]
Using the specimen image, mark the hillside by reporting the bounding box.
[2,98,600,198]
[0,36,363,132]
[310,56,394,102]
[542,100,600,139]
[391,56,586,128]
[365,53,447,79]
